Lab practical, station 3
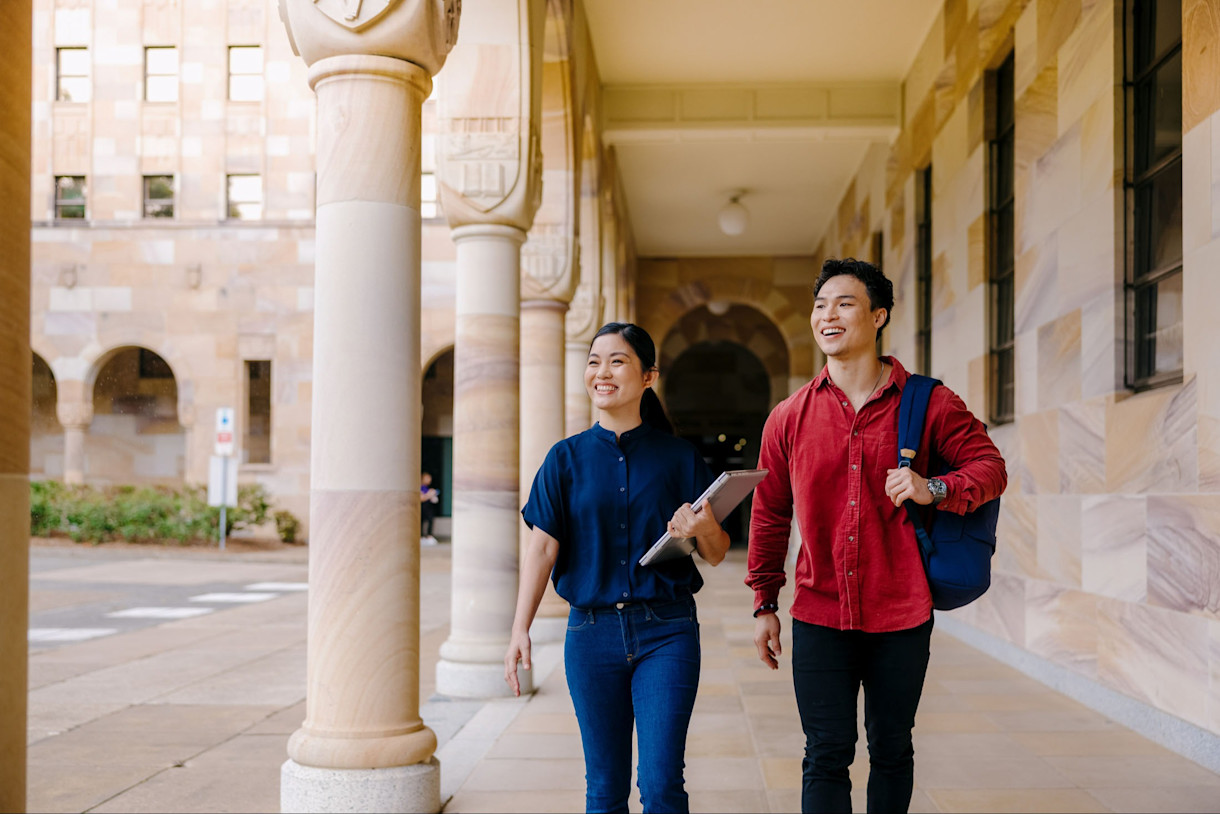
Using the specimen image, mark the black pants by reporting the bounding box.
[791,616,933,814]
[420,504,436,537]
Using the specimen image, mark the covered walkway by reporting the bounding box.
[27,542,1220,813]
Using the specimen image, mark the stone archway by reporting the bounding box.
[659,303,789,544]
[30,352,62,478]
[87,346,185,486]
[421,347,454,534]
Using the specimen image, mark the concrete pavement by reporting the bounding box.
[25,541,1220,813]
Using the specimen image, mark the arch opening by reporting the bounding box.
[89,346,184,485]
[421,348,455,537]
[31,353,63,478]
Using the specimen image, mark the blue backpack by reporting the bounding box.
[897,374,1000,611]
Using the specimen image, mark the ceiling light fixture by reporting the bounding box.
[706,299,731,316]
[718,191,749,236]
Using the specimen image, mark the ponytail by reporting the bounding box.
[640,387,675,436]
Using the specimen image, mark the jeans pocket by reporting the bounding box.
[566,608,594,631]
[649,600,694,624]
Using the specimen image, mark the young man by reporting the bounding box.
[746,258,1007,813]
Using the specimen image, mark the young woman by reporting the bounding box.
[505,322,731,814]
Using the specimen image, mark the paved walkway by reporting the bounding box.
[26,542,1220,813]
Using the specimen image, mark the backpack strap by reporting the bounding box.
[897,374,940,469]
[897,373,942,563]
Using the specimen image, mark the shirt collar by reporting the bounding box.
[812,355,909,393]
[592,421,652,447]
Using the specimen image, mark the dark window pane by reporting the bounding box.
[1134,0,1182,70]
[57,205,85,219]
[1135,160,1184,277]
[1135,51,1183,170]
[1134,272,1183,378]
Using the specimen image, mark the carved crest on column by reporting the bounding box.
[565,273,602,342]
[522,222,577,301]
[311,0,399,31]
[440,117,521,212]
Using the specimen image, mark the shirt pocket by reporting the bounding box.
[874,430,900,481]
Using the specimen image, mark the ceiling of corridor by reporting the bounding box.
[584,0,944,258]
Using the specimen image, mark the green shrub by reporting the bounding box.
[29,480,279,545]
[274,509,300,543]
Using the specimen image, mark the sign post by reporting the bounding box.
[210,407,236,549]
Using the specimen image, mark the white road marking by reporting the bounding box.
[244,582,308,592]
[188,592,279,603]
[106,607,215,619]
[29,628,118,642]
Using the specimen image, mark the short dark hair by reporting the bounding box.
[813,257,894,334]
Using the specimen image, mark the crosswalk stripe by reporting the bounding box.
[189,592,279,603]
[106,607,215,619]
[244,582,308,592]
[29,628,118,642]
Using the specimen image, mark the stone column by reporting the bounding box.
[434,0,545,698]
[57,397,92,485]
[277,3,457,812]
[0,1,31,810]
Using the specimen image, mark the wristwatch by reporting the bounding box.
[927,477,947,505]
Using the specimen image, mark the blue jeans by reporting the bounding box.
[792,616,933,814]
[565,596,700,814]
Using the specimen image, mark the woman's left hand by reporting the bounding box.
[668,502,719,539]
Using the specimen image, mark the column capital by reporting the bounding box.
[56,400,92,430]
[279,0,459,75]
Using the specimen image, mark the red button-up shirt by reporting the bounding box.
[746,357,1007,632]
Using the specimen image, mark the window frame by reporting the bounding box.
[914,165,933,378]
[142,175,175,219]
[55,47,90,103]
[1123,0,1184,391]
[227,45,264,102]
[225,173,263,221]
[54,176,87,220]
[143,46,179,103]
[987,51,1016,425]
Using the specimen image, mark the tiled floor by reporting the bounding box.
[443,554,1220,813]
[25,543,1220,813]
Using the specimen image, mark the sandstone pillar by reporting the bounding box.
[437,224,532,696]
[57,398,92,485]
[0,1,31,810]
[434,0,545,698]
[277,3,457,812]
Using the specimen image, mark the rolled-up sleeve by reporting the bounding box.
[928,388,1008,515]
[746,405,794,610]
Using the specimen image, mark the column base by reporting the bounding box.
[281,757,440,814]
[530,615,567,644]
[436,658,533,699]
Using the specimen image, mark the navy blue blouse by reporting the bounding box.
[522,422,716,608]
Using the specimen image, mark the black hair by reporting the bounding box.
[590,322,675,435]
[813,257,894,336]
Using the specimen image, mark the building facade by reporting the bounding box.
[13,0,1220,809]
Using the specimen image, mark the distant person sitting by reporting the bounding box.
[420,472,440,546]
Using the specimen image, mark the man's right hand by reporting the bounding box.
[753,613,782,669]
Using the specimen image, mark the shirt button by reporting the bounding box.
[622,592,628,598]
[621,560,627,565]
[848,570,853,576]
[850,500,856,506]
[853,431,858,436]
[620,523,626,529]
[842,401,848,407]
[620,487,625,492]
[851,464,857,470]
[848,536,854,541]
[619,457,624,462]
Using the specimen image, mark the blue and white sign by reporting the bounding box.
[214,407,235,457]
